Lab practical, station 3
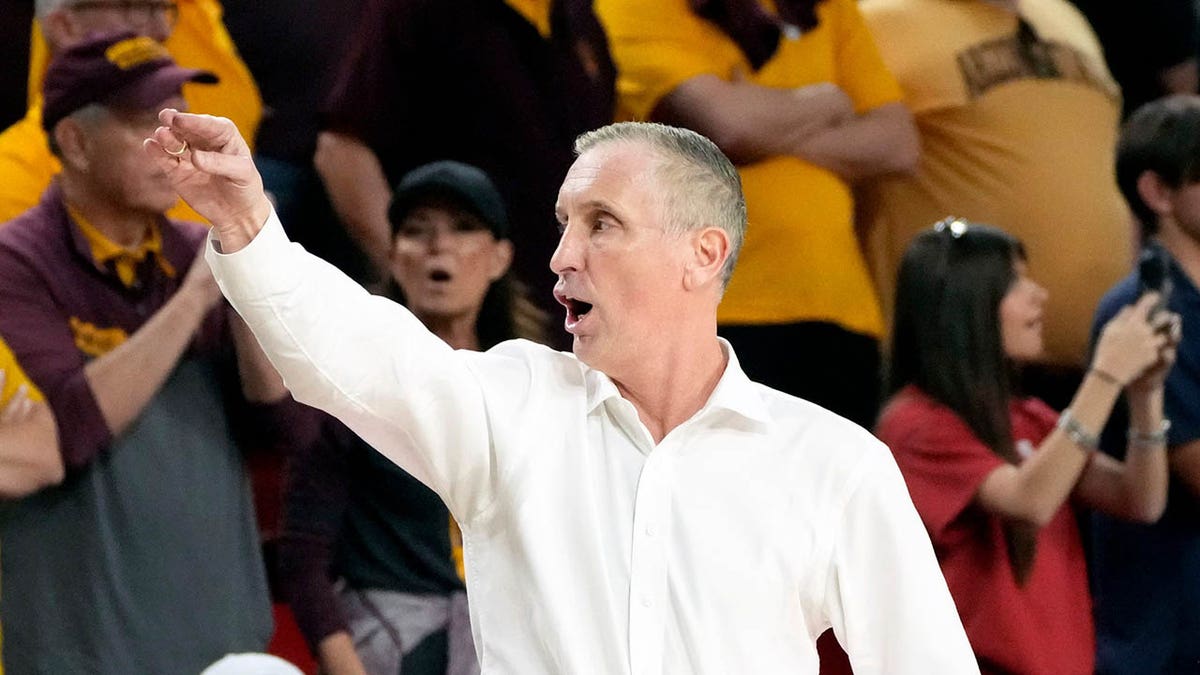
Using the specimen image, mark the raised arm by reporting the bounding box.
[83,249,224,436]
[1072,337,1176,522]
[975,295,1174,527]
[143,111,508,521]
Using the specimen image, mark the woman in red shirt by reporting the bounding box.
[876,219,1178,675]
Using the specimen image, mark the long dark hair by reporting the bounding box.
[889,219,1037,585]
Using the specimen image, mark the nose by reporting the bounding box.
[549,224,581,275]
[428,225,454,253]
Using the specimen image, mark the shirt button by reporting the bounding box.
[644,524,655,537]
[641,596,653,608]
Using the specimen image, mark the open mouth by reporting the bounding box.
[555,289,594,331]
[429,269,452,282]
[567,298,593,322]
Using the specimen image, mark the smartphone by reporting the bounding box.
[1138,244,1173,319]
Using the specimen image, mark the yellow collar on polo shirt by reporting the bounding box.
[505,0,552,38]
[67,204,176,288]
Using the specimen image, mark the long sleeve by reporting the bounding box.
[823,453,980,673]
[206,212,520,525]
[277,416,353,650]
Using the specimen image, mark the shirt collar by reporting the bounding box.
[584,338,772,427]
[64,200,175,288]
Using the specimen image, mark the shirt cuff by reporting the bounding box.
[205,208,303,304]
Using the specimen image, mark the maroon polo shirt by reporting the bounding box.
[0,182,226,470]
[322,0,615,331]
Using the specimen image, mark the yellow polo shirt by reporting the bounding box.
[597,0,903,337]
[0,0,261,226]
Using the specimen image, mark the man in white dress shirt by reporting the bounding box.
[144,111,978,674]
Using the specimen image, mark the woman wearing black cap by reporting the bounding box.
[277,161,546,675]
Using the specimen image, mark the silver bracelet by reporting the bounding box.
[1128,419,1172,449]
[1056,409,1100,451]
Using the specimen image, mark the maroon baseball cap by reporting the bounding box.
[42,31,217,132]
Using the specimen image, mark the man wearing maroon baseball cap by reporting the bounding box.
[41,30,217,133]
[0,30,294,675]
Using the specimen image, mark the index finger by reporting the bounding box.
[155,109,248,157]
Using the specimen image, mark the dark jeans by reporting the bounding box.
[718,321,881,428]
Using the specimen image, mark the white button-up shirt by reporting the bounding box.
[208,213,977,674]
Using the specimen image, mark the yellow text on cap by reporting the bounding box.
[105,36,169,71]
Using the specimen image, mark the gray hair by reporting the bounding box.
[46,103,108,157]
[574,122,746,286]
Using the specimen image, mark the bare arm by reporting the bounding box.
[655,75,917,180]
[654,75,854,165]
[314,131,393,279]
[0,382,62,498]
[1072,385,1170,522]
[790,102,919,182]
[975,295,1172,527]
[84,252,222,436]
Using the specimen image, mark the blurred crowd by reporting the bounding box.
[0,0,1199,673]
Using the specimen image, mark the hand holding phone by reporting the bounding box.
[1138,244,1173,322]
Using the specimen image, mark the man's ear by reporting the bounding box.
[683,226,731,291]
[489,238,515,281]
[53,118,91,173]
[1136,170,1176,220]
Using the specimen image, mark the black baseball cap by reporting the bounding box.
[388,161,510,239]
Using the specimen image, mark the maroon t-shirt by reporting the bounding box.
[876,386,1095,675]
[322,0,615,328]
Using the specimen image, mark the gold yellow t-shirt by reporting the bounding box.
[859,0,1130,367]
[0,0,261,226]
[596,0,904,337]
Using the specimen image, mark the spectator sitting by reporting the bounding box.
[0,32,290,674]
[279,161,546,675]
[876,219,1177,675]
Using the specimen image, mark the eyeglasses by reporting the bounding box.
[933,216,969,238]
[69,1,180,30]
